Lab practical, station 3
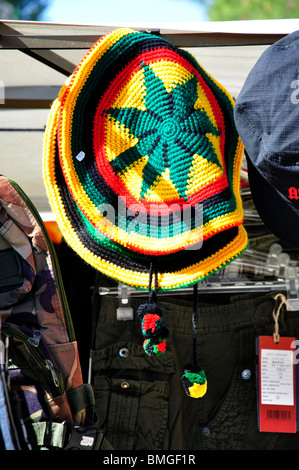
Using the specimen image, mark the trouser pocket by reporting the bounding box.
[92,341,172,450]
[93,374,169,450]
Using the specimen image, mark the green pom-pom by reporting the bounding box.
[181,367,207,398]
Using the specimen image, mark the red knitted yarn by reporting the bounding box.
[142,313,161,334]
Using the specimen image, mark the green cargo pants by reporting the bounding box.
[91,286,299,450]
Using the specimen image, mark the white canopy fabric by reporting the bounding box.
[0,18,298,216]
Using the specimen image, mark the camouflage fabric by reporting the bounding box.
[0,175,87,431]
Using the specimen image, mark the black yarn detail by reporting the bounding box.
[163,142,169,168]
[192,283,198,367]
[137,302,162,318]
[142,323,169,340]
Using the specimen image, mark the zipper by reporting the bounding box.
[44,359,60,388]
[27,330,42,348]
[3,325,64,395]
[6,178,76,341]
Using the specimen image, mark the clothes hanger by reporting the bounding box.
[98,243,299,317]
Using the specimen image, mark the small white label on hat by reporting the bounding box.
[76,151,85,161]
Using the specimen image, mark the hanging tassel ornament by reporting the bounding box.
[137,264,169,357]
[181,284,207,398]
[181,365,207,399]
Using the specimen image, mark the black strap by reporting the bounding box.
[192,283,198,367]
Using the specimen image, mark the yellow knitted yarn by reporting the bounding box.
[43,27,248,290]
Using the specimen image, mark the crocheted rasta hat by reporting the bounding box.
[43,27,247,292]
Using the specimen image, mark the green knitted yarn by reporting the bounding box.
[184,370,207,385]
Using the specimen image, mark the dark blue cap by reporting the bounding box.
[234,30,299,248]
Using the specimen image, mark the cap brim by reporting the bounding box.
[247,156,299,249]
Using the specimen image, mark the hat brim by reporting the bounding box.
[247,155,299,249]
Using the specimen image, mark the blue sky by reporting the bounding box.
[45,0,208,25]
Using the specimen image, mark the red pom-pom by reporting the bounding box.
[143,338,167,357]
[142,313,162,335]
[156,340,166,355]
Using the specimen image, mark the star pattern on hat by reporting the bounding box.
[106,63,221,200]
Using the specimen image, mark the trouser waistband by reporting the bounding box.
[97,290,290,335]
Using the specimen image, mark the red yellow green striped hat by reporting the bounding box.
[43,28,247,291]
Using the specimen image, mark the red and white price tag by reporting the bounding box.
[257,336,298,433]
